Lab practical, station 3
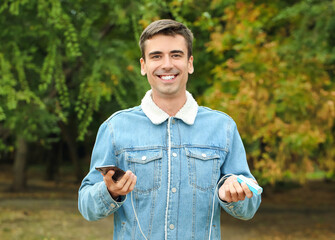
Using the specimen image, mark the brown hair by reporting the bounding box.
[139,19,194,60]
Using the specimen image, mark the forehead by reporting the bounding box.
[144,34,188,55]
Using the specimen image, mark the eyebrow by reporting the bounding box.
[170,50,185,55]
[148,50,185,57]
[148,51,163,57]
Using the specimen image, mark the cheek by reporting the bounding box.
[145,62,155,72]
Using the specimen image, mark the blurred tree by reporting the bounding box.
[0,0,149,189]
[197,0,335,184]
[1,0,334,189]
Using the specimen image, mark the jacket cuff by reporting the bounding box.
[98,182,126,214]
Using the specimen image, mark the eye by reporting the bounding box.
[151,55,161,59]
[172,54,182,58]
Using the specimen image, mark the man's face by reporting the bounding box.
[140,34,194,99]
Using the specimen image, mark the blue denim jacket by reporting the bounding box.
[78,90,261,240]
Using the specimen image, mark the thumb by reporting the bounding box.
[100,170,115,177]
[106,170,115,177]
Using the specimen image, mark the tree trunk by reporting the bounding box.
[46,141,60,181]
[59,122,83,182]
[12,137,28,191]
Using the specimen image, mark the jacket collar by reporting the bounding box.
[141,90,198,125]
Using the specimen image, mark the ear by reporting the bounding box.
[188,56,194,74]
[140,58,146,76]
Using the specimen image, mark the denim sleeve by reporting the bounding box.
[216,121,261,220]
[78,121,126,221]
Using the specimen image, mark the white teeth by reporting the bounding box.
[161,75,175,80]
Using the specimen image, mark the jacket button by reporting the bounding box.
[172,152,177,157]
[142,156,147,161]
[171,188,177,193]
[202,153,207,158]
[169,224,175,230]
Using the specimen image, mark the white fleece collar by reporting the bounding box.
[141,90,198,125]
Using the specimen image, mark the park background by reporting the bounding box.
[0,0,334,239]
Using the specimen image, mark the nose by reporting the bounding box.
[161,55,173,70]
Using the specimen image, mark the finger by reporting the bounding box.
[122,172,134,192]
[224,183,232,202]
[218,185,226,201]
[229,182,239,202]
[233,181,245,201]
[116,170,132,187]
[221,175,238,202]
[225,175,237,185]
[104,170,115,180]
[106,169,115,176]
[105,170,125,191]
[128,174,137,191]
[241,182,253,199]
[103,170,115,185]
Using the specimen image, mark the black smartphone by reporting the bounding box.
[95,165,126,182]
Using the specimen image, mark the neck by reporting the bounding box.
[151,91,187,116]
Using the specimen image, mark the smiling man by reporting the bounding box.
[78,19,261,240]
[140,33,193,116]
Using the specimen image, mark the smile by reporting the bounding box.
[159,75,178,81]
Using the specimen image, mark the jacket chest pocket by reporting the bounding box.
[125,149,163,194]
[186,147,220,191]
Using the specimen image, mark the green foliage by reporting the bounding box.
[0,0,334,183]
[0,0,150,146]
[198,0,335,184]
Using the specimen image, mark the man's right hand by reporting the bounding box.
[102,170,137,200]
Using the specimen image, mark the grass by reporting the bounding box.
[1,164,335,239]
[0,199,114,240]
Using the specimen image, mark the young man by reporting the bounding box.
[78,19,261,240]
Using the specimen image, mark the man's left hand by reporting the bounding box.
[218,175,256,203]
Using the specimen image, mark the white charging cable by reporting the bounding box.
[131,191,148,240]
[208,184,218,240]
[131,176,228,240]
[208,174,233,239]
[129,118,172,240]
[131,183,216,240]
